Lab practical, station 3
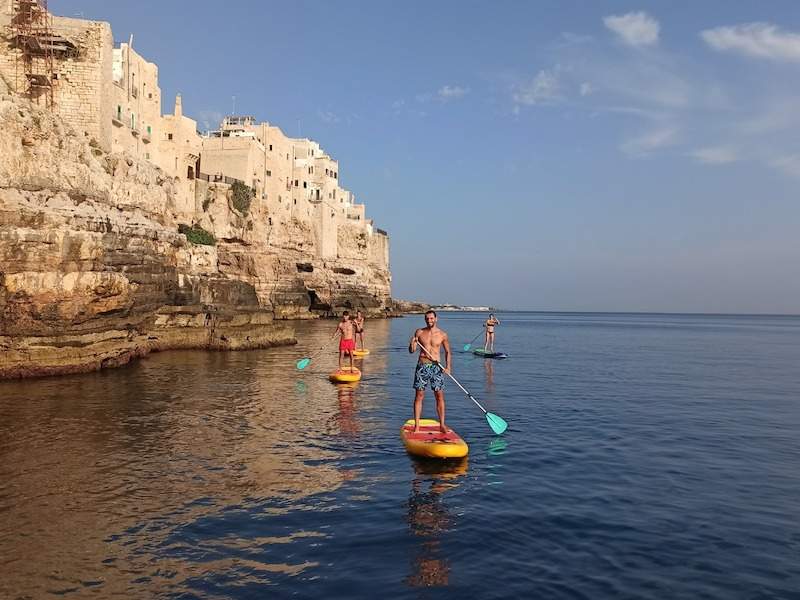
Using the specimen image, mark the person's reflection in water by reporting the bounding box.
[484,358,494,390]
[405,458,468,588]
[335,382,360,437]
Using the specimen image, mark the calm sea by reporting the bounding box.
[1,312,799,599]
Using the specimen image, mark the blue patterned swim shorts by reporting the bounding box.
[413,362,444,391]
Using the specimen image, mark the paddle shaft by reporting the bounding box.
[467,328,484,344]
[415,340,490,415]
[306,336,335,360]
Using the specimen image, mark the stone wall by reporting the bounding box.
[0,13,114,151]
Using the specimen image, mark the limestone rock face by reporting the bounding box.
[0,97,334,378]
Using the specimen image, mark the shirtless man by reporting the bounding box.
[354,310,366,350]
[408,310,452,433]
[484,313,500,352]
[334,311,356,370]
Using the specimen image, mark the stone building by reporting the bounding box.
[156,94,201,220]
[0,0,114,150]
[199,115,386,270]
[0,1,391,306]
[111,41,161,162]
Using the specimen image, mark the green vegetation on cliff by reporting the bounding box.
[178,223,216,246]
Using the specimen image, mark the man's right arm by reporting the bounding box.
[409,329,420,353]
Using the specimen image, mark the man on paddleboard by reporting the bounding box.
[408,310,452,433]
[334,311,356,370]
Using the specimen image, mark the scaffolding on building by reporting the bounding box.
[9,0,76,108]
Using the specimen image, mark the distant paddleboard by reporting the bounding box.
[472,349,508,359]
[352,349,370,357]
[400,419,469,459]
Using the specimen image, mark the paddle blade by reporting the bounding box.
[486,412,508,435]
[296,357,311,370]
[463,343,471,351]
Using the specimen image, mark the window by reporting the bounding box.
[303,181,307,189]
[294,180,298,187]
[266,170,271,176]
[130,113,135,129]
[268,217,272,225]
[269,144,273,151]
[325,168,329,175]
[145,152,150,159]
[116,105,122,120]
[187,166,195,179]
[294,199,297,205]
[334,172,338,179]
[147,125,152,135]
[168,133,173,140]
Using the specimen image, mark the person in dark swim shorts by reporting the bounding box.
[408,310,452,433]
[413,362,445,391]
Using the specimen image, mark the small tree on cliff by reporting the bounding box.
[231,180,254,216]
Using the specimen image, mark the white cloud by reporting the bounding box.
[690,146,738,164]
[702,23,800,62]
[604,12,660,47]
[437,85,469,101]
[513,69,561,106]
[769,154,800,178]
[621,127,677,157]
[317,110,340,124]
[196,110,223,131]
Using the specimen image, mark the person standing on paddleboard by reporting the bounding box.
[354,310,366,350]
[408,310,452,433]
[334,311,356,370]
[484,313,500,352]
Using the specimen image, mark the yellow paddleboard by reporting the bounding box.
[353,349,370,357]
[329,366,362,383]
[400,419,469,459]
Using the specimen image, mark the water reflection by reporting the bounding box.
[404,458,468,588]
[484,359,494,389]
[0,319,395,598]
[333,382,360,437]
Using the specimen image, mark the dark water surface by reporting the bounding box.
[1,312,799,599]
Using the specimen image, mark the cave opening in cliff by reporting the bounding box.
[296,262,313,273]
[307,290,330,312]
[333,267,356,275]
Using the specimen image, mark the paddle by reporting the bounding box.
[462,328,484,352]
[296,337,336,370]
[415,340,508,435]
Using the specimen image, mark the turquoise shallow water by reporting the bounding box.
[1,312,799,598]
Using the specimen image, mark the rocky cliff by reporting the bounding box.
[0,93,390,379]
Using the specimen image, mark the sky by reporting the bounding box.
[57,0,800,313]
